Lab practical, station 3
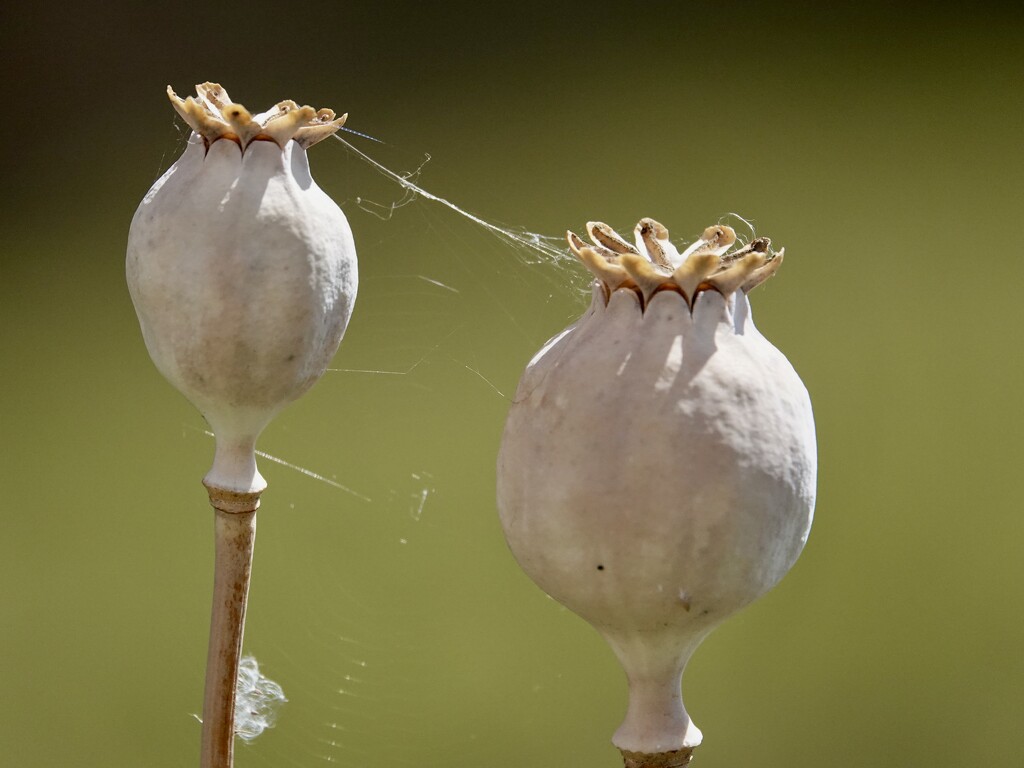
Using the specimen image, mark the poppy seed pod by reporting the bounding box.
[126,83,357,495]
[497,219,816,766]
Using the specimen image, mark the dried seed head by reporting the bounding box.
[498,217,815,763]
[127,83,358,494]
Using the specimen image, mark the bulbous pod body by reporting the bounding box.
[126,84,357,493]
[497,220,816,763]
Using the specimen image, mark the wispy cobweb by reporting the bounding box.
[235,655,288,743]
[332,135,573,272]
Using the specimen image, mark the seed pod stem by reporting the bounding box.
[200,486,261,768]
[619,747,695,768]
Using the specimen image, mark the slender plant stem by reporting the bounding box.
[619,748,695,768]
[200,486,261,768]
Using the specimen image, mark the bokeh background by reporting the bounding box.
[2,2,1022,766]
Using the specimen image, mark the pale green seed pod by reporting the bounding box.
[497,219,816,766]
[126,83,357,494]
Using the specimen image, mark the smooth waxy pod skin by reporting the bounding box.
[127,83,357,494]
[497,220,816,766]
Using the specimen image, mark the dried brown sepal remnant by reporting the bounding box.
[620,747,695,768]
[167,82,347,151]
[567,219,784,310]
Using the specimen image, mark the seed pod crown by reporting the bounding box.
[167,82,347,151]
[569,219,782,309]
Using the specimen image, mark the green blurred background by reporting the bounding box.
[2,2,1022,766]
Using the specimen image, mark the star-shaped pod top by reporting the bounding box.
[568,219,782,309]
[167,82,347,151]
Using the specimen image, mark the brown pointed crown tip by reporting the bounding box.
[568,219,783,308]
[166,82,347,150]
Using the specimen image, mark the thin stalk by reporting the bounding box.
[619,748,695,768]
[200,486,261,768]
